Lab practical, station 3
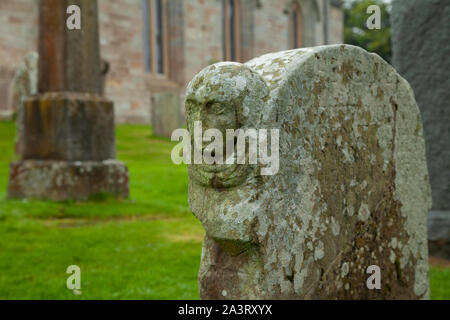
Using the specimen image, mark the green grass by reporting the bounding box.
[0,121,204,299]
[429,266,450,300]
[0,215,202,299]
[0,121,448,299]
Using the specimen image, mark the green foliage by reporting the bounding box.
[344,0,392,63]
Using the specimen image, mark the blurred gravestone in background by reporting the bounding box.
[187,45,431,299]
[0,66,15,120]
[7,0,129,201]
[392,0,450,260]
[12,52,38,156]
[151,92,183,138]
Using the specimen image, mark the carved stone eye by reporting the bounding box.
[205,101,225,115]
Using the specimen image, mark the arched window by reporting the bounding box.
[290,2,303,49]
[143,0,168,75]
[223,0,241,61]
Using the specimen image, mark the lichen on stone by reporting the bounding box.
[187,45,431,300]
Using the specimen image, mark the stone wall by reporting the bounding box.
[182,0,224,85]
[99,0,151,124]
[252,0,290,58]
[0,0,343,123]
[329,3,344,44]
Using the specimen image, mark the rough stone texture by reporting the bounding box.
[186,45,431,299]
[391,0,450,259]
[12,52,38,156]
[13,54,112,157]
[8,0,129,201]
[22,92,116,161]
[8,160,128,201]
[151,92,183,138]
[38,0,102,94]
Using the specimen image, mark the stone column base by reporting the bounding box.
[8,160,129,201]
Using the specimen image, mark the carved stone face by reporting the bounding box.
[185,63,255,188]
[186,62,269,246]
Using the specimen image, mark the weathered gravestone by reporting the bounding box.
[151,92,183,138]
[186,45,431,299]
[12,52,39,156]
[391,0,450,260]
[0,66,15,120]
[7,0,129,201]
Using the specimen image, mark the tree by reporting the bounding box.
[344,0,392,63]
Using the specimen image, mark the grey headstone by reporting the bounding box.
[151,92,183,138]
[392,0,450,259]
[186,45,431,299]
[12,52,38,156]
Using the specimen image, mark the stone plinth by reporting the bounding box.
[7,92,128,201]
[22,92,116,161]
[8,159,128,201]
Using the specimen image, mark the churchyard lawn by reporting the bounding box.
[0,121,448,299]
